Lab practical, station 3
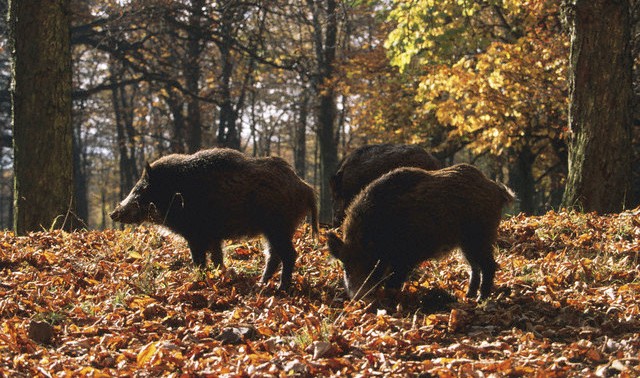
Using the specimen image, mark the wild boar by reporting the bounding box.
[110,148,319,291]
[327,164,515,301]
[330,144,441,226]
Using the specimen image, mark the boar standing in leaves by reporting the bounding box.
[327,164,515,301]
[330,144,441,226]
[110,148,319,291]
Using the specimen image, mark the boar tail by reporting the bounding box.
[498,183,517,204]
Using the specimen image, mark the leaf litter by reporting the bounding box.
[0,208,638,376]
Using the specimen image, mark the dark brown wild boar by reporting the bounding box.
[330,144,440,226]
[110,148,319,290]
[327,164,515,301]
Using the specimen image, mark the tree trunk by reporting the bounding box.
[216,11,240,150]
[509,145,536,214]
[110,65,138,199]
[185,0,204,153]
[73,120,89,226]
[10,0,75,234]
[294,87,309,180]
[309,0,339,224]
[562,0,633,213]
[166,87,186,153]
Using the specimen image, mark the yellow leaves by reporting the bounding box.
[385,0,569,159]
[137,341,184,368]
[487,70,504,90]
[128,251,143,260]
[128,295,156,310]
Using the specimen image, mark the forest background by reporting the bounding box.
[1,0,639,230]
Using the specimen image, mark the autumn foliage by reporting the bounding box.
[0,209,639,376]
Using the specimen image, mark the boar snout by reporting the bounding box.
[109,207,119,221]
[110,201,142,223]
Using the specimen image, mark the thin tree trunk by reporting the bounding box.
[294,87,309,180]
[185,0,204,153]
[73,121,89,226]
[308,0,339,224]
[562,0,633,213]
[110,65,138,199]
[166,87,186,153]
[216,12,240,150]
[509,145,536,214]
[10,0,75,233]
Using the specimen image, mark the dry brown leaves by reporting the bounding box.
[1,209,639,377]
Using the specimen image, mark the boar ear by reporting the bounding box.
[327,232,344,260]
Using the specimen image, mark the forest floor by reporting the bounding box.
[0,209,639,377]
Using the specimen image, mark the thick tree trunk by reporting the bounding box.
[562,0,633,213]
[10,0,75,234]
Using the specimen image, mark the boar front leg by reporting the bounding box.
[188,238,224,269]
[385,264,409,291]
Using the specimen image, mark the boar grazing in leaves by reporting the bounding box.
[330,144,441,226]
[327,164,515,301]
[110,148,319,290]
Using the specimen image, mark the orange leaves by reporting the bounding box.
[1,211,640,375]
[137,341,184,369]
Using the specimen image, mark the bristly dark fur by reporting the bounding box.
[111,148,319,291]
[328,164,515,301]
[330,144,441,226]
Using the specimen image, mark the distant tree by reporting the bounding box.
[562,0,633,213]
[9,0,76,233]
[307,0,340,223]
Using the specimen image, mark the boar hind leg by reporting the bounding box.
[261,249,281,285]
[462,243,497,300]
[265,235,297,291]
[478,255,497,300]
[187,240,208,268]
[466,265,481,299]
[208,240,224,268]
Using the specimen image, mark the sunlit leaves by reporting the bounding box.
[386,0,569,152]
[418,36,569,156]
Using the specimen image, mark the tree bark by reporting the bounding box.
[294,86,309,179]
[309,0,339,224]
[509,145,536,214]
[562,0,633,213]
[166,87,187,153]
[110,63,138,199]
[10,0,76,234]
[185,0,204,153]
[73,117,89,225]
[216,8,241,150]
